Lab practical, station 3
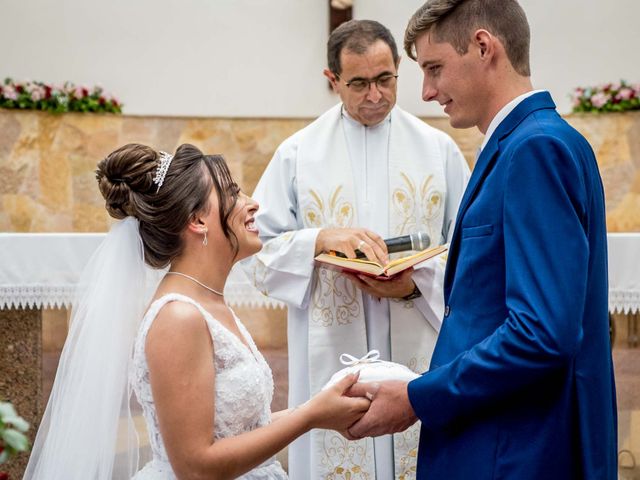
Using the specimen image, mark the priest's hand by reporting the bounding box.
[344,380,418,439]
[345,268,416,299]
[316,227,388,264]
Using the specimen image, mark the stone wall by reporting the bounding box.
[0,111,311,232]
[0,308,41,478]
[568,112,640,232]
[1,109,638,233]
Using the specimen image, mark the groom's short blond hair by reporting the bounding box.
[404,0,531,76]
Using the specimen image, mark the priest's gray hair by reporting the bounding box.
[327,19,400,75]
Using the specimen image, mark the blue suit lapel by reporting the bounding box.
[443,140,499,299]
[444,92,557,296]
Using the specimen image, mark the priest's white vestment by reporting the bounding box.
[245,104,470,480]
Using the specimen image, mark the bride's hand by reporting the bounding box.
[301,373,371,432]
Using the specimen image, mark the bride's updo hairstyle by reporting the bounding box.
[96,143,239,268]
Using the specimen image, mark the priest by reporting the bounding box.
[245,19,469,479]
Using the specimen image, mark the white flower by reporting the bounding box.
[3,84,18,100]
[618,88,633,101]
[590,92,610,108]
[27,83,45,101]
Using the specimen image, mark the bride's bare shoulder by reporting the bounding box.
[146,299,213,356]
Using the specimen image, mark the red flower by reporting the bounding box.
[16,85,24,93]
[99,96,106,105]
[0,471,9,480]
[44,85,52,99]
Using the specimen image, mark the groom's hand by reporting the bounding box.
[345,380,418,439]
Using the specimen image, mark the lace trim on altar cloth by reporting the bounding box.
[609,289,640,314]
[223,282,285,309]
[4,284,638,315]
[0,283,285,310]
[0,284,78,309]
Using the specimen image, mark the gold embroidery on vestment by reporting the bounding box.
[392,173,444,242]
[305,187,359,327]
[319,431,373,479]
[394,424,420,480]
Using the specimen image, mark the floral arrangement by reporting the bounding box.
[0,78,122,114]
[571,80,640,113]
[0,401,30,479]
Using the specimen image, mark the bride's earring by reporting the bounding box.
[202,228,208,246]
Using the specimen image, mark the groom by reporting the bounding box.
[347,0,618,478]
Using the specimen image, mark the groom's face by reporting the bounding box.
[415,32,487,130]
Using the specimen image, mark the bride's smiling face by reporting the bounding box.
[200,177,262,263]
[226,188,262,261]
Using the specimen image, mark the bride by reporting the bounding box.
[24,143,370,479]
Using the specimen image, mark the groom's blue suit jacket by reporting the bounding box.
[407,92,617,479]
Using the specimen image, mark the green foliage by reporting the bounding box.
[0,78,122,114]
[571,80,640,114]
[0,401,30,465]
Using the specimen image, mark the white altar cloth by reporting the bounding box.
[0,233,284,310]
[1,233,638,313]
[608,233,640,314]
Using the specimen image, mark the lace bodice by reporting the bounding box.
[131,293,287,479]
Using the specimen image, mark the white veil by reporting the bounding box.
[24,217,159,479]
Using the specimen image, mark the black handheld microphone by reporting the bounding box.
[384,231,431,254]
[333,231,431,259]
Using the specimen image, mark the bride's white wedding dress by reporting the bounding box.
[130,293,288,479]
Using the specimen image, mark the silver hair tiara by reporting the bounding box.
[153,151,174,192]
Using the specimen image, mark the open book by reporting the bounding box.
[314,244,448,280]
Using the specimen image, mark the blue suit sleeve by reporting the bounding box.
[408,134,590,430]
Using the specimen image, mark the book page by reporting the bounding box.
[315,244,447,278]
[384,245,448,276]
[314,253,385,276]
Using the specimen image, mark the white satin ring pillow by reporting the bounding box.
[322,350,420,390]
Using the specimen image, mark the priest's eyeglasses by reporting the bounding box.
[335,73,399,93]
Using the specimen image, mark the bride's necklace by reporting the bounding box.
[166,271,224,296]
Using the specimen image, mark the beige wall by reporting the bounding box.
[1,0,638,117]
